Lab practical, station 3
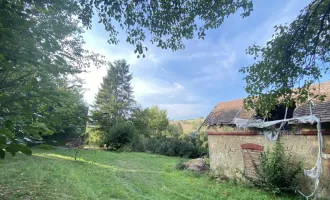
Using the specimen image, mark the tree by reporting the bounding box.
[131,106,169,138]
[240,0,330,115]
[0,0,101,158]
[166,124,182,139]
[147,106,169,138]
[105,121,136,149]
[41,83,89,144]
[131,107,151,136]
[4,0,254,57]
[77,0,253,56]
[92,60,135,133]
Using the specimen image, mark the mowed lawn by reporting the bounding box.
[0,149,295,200]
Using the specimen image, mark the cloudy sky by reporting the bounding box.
[80,0,325,120]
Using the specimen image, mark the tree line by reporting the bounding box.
[88,60,208,158]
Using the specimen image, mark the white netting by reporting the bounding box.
[232,114,328,199]
[233,115,319,129]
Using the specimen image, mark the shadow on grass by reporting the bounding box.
[33,153,171,175]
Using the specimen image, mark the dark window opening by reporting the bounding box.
[256,103,296,121]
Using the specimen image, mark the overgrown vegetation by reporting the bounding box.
[88,110,208,158]
[129,131,208,158]
[105,121,136,150]
[246,142,302,195]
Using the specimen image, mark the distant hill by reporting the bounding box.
[170,117,206,134]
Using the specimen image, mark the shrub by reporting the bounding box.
[35,144,55,150]
[105,122,136,150]
[86,127,104,146]
[130,135,204,158]
[247,141,302,195]
[175,160,186,170]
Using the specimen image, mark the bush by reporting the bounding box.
[86,127,104,146]
[175,160,186,170]
[247,141,302,195]
[105,122,136,150]
[130,135,205,158]
[35,144,55,150]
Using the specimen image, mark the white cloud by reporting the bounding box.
[132,78,188,102]
[132,78,175,97]
[174,83,184,90]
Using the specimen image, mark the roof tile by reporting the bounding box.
[206,81,330,125]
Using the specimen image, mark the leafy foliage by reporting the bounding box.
[35,144,55,150]
[131,107,151,136]
[148,106,169,137]
[240,0,330,115]
[131,106,169,138]
[166,124,182,139]
[78,0,253,56]
[130,130,208,158]
[0,0,100,158]
[247,142,302,195]
[105,121,136,150]
[130,135,201,158]
[129,107,208,157]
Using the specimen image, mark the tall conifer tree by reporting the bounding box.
[92,60,135,132]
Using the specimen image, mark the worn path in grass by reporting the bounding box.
[0,149,295,200]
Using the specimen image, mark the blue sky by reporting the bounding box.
[81,0,327,120]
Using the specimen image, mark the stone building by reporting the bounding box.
[203,82,330,198]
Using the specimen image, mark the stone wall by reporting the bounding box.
[208,130,330,198]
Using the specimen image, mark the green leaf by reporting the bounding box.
[3,120,14,132]
[0,127,13,138]
[0,135,6,146]
[0,53,5,62]
[17,144,32,156]
[0,149,5,159]
[54,118,62,125]
[5,144,17,156]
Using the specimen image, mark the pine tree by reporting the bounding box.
[92,60,135,132]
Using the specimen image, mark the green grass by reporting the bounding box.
[0,149,295,200]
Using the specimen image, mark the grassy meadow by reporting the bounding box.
[0,149,296,200]
[170,118,206,134]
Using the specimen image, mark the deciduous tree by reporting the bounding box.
[78,0,253,56]
[240,0,330,115]
[0,0,101,158]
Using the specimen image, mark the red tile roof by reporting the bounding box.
[205,81,330,126]
[205,99,254,126]
[294,81,330,122]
